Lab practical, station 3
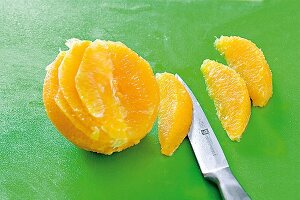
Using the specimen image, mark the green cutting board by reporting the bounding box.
[1,0,300,199]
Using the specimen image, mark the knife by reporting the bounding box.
[175,74,251,200]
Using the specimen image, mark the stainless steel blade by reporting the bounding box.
[175,74,228,174]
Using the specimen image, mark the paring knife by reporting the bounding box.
[175,74,251,200]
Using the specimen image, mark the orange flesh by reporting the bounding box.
[215,36,272,107]
[75,40,128,141]
[156,73,193,156]
[43,39,159,154]
[43,52,99,152]
[201,60,251,141]
[106,41,160,137]
[58,39,92,113]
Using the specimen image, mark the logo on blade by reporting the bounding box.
[201,128,209,135]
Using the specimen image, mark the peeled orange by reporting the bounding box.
[43,39,159,154]
[156,73,193,156]
[200,60,251,141]
[215,36,272,107]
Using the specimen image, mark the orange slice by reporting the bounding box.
[43,52,99,152]
[215,36,272,107]
[156,73,193,156]
[200,60,251,141]
[74,40,114,119]
[76,40,160,143]
[75,40,128,142]
[106,41,160,136]
[56,39,107,141]
[58,39,91,113]
[43,39,159,154]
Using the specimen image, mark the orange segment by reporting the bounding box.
[75,40,128,141]
[58,39,91,112]
[75,40,113,118]
[106,41,160,138]
[56,40,125,153]
[56,39,106,140]
[43,52,115,154]
[215,36,272,107]
[55,88,90,135]
[43,52,99,152]
[56,40,128,153]
[56,86,130,154]
[55,87,123,154]
[76,40,159,145]
[156,73,193,156]
[200,60,251,141]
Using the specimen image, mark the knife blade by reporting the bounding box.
[175,74,251,200]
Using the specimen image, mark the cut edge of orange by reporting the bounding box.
[105,40,160,137]
[43,39,160,155]
[44,50,131,155]
[214,35,273,107]
[156,72,193,156]
[58,39,92,113]
[200,59,251,141]
[75,40,129,142]
[75,40,114,119]
[43,51,99,152]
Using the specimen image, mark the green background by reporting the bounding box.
[1,0,300,199]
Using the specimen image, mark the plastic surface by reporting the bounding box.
[1,0,300,199]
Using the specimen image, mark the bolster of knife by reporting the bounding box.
[204,167,251,200]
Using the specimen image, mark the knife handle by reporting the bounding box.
[204,167,251,200]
